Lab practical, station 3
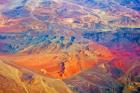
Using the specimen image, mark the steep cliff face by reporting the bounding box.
[0,60,73,93]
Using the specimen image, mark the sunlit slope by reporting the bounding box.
[0,60,73,93]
